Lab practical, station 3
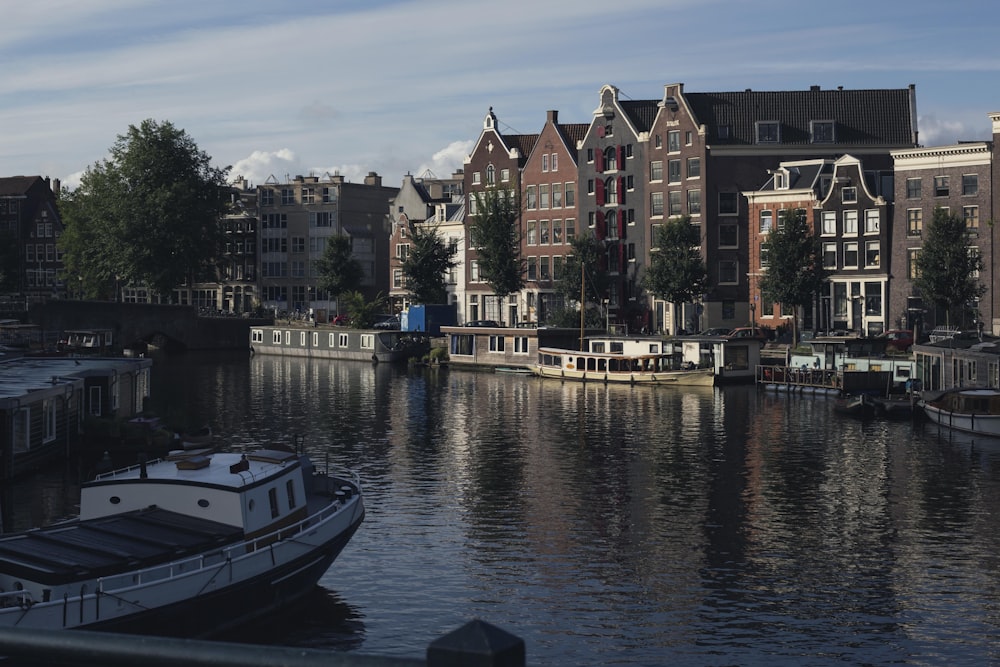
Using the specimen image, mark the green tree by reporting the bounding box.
[59,119,229,299]
[642,216,707,333]
[340,290,388,328]
[758,208,829,343]
[400,223,457,304]
[914,206,985,329]
[557,235,612,307]
[468,188,524,322]
[316,234,364,309]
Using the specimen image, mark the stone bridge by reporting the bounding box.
[28,301,271,351]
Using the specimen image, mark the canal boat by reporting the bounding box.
[534,336,715,386]
[250,325,428,363]
[919,388,1000,437]
[0,445,364,637]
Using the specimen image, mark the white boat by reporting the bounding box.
[0,446,364,636]
[534,336,715,386]
[920,388,1000,437]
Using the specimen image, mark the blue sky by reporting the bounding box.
[2,0,998,191]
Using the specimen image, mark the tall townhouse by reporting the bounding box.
[577,85,655,332]
[180,176,258,313]
[648,83,916,333]
[257,173,397,320]
[0,176,64,304]
[744,159,832,333]
[387,171,464,315]
[521,110,588,324]
[463,108,537,325]
[890,135,995,334]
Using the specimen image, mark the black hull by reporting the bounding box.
[78,513,364,638]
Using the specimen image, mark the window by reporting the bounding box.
[302,188,314,204]
[552,219,563,244]
[650,161,663,181]
[756,121,780,143]
[668,160,681,183]
[281,189,294,205]
[821,211,836,235]
[269,488,280,518]
[539,256,551,281]
[760,243,769,268]
[396,243,409,260]
[668,191,682,216]
[667,130,680,152]
[393,269,403,288]
[685,131,693,146]
[552,183,563,208]
[719,222,738,248]
[486,165,495,184]
[489,335,505,352]
[654,134,662,149]
[842,187,857,203]
[906,178,921,199]
[687,157,700,179]
[527,256,537,281]
[539,220,550,244]
[286,480,297,509]
[718,260,738,284]
[810,120,835,143]
[310,211,332,227]
[540,185,550,209]
[687,190,701,215]
[322,187,334,203]
[822,243,837,269]
[527,220,537,245]
[934,176,949,197]
[541,154,549,172]
[843,242,858,268]
[565,219,576,242]
[565,182,575,207]
[291,237,305,253]
[468,195,477,215]
[514,336,529,354]
[605,178,618,205]
[473,172,481,184]
[864,209,880,234]
[843,210,858,235]
[907,248,920,279]
[964,205,979,230]
[963,174,978,196]
[719,192,738,215]
[551,154,558,171]
[604,147,617,171]
[907,209,922,236]
[759,210,773,234]
[526,186,537,210]
[865,241,880,267]
[650,192,663,217]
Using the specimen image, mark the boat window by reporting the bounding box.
[592,342,605,353]
[610,342,623,354]
[248,499,256,512]
[110,496,121,505]
[598,359,607,372]
[198,499,210,508]
[286,480,297,509]
[268,488,280,518]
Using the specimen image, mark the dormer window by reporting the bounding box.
[756,121,780,144]
[811,120,835,143]
[774,171,788,190]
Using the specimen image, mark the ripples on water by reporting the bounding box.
[12,351,1000,665]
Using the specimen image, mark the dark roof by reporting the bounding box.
[502,133,540,160]
[558,123,589,149]
[686,87,916,146]
[0,176,44,197]
[619,100,660,134]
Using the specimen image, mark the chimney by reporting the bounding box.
[547,110,559,124]
[364,172,381,187]
[51,178,61,197]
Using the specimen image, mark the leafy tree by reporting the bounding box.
[914,206,985,329]
[59,119,229,299]
[642,216,707,333]
[557,235,612,307]
[400,223,457,304]
[316,234,364,309]
[468,188,524,322]
[340,290,388,328]
[758,208,829,343]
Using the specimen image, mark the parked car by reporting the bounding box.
[464,320,500,327]
[727,326,772,341]
[373,314,400,330]
[699,327,732,336]
[878,329,914,351]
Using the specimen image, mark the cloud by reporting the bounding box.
[415,140,474,180]
[229,149,302,187]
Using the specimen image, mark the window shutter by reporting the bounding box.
[617,145,624,168]
[596,179,605,206]
[595,211,606,240]
[619,212,626,240]
[618,177,625,205]
[595,149,604,172]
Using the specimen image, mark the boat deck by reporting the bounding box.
[0,507,244,586]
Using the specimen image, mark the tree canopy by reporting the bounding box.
[557,234,612,307]
[59,119,230,299]
[315,234,364,305]
[468,188,524,316]
[339,290,388,328]
[914,206,985,328]
[400,223,457,304]
[642,216,707,305]
[759,208,828,311]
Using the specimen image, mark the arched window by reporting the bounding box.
[603,147,617,172]
[486,165,496,185]
[604,177,618,205]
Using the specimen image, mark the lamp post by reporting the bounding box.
[750,301,756,336]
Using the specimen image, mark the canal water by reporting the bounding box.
[8,350,1000,665]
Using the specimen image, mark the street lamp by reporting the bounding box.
[750,301,756,336]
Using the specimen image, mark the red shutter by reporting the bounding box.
[595,179,605,206]
[619,211,626,240]
[596,211,606,240]
[595,149,604,172]
[618,177,625,205]
[617,145,624,169]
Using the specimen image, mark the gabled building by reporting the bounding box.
[521,110,588,325]
[463,108,537,325]
[890,134,995,336]
[0,176,64,304]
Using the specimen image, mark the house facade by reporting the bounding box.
[0,176,64,305]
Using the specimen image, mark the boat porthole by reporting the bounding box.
[109,496,121,505]
[248,499,255,511]
[198,499,210,508]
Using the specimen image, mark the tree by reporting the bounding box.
[642,216,707,333]
[340,290,388,328]
[468,188,524,322]
[914,206,985,329]
[557,235,612,307]
[59,119,230,299]
[400,223,457,304]
[758,208,829,343]
[316,234,364,308]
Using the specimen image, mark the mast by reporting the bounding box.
[579,261,585,351]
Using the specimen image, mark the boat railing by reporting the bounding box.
[0,590,32,608]
[95,475,361,595]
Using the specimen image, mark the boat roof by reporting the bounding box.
[0,506,243,586]
[89,449,301,492]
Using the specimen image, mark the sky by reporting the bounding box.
[3,0,999,192]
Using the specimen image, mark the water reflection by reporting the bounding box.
[8,351,1000,664]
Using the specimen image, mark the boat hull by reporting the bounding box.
[534,365,715,386]
[922,404,1000,437]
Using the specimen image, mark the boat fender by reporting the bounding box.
[249,345,255,356]
[371,354,379,364]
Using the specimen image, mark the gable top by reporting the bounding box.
[619,99,660,134]
[468,108,538,164]
[684,86,917,146]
